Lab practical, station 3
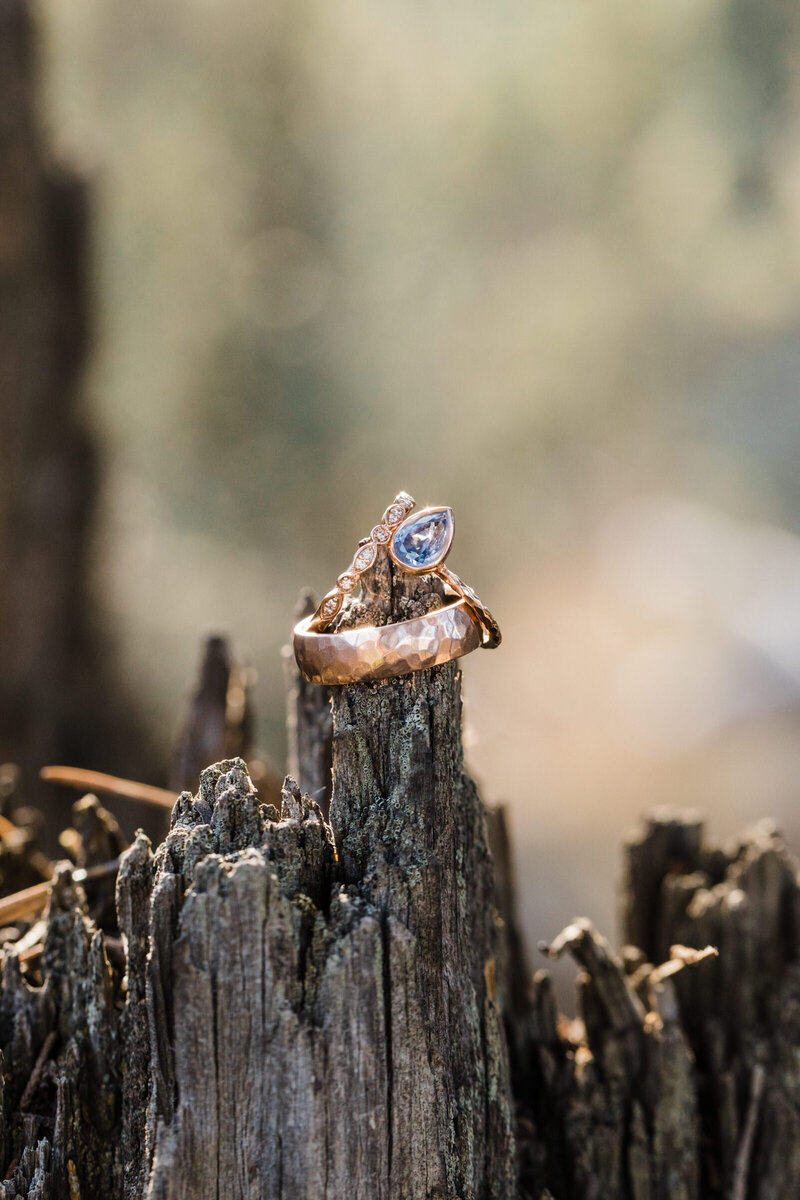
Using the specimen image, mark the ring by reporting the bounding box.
[294,598,483,685]
[293,492,501,684]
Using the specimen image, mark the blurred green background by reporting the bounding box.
[37,0,800,948]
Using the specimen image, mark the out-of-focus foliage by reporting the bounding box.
[39,0,800,946]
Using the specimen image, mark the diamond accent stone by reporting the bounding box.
[338,574,357,592]
[385,505,406,526]
[391,507,454,571]
[371,524,390,543]
[354,543,377,571]
[321,596,341,617]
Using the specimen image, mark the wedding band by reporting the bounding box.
[293,597,483,685]
[294,491,501,684]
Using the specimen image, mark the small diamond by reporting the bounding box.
[321,596,341,617]
[354,543,377,571]
[338,574,357,592]
[386,505,406,525]
[391,507,454,570]
[371,525,390,543]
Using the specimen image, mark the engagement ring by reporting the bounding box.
[293,492,501,685]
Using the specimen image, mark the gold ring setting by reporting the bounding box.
[293,492,501,685]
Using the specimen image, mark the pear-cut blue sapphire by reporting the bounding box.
[391,507,454,570]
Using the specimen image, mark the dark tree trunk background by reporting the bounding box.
[0,0,152,838]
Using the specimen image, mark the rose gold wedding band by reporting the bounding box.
[293,598,483,685]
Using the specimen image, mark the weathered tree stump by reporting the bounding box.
[509,810,800,1200]
[143,554,515,1199]
[0,547,799,1198]
[0,550,518,1199]
[284,591,332,815]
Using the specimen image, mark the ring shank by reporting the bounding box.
[293,598,483,685]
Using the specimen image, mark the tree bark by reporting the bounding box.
[144,553,516,1199]
[508,810,800,1200]
[284,590,333,815]
[0,557,799,1197]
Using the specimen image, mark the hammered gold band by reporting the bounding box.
[293,598,483,685]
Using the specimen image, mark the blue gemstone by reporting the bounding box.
[391,508,454,570]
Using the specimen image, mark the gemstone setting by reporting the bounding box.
[385,504,408,526]
[354,543,377,571]
[390,507,454,573]
[319,593,342,619]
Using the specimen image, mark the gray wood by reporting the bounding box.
[143,553,516,1199]
[328,559,516,1198]
[1,563,800,1198]
[509,811,800,1200]
[284,590,333,815]
[0,551,520,1198]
